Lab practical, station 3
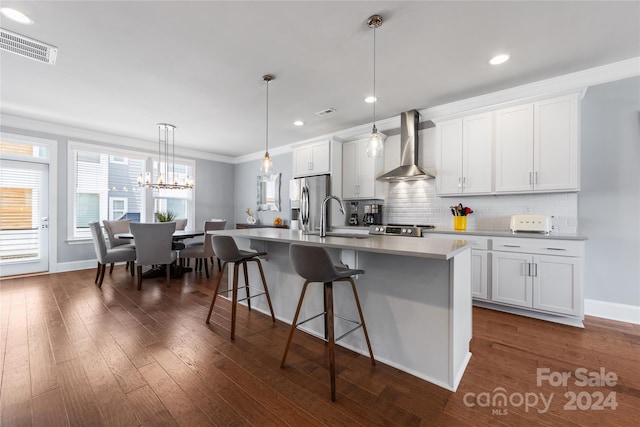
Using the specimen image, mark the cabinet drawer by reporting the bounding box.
[492,237,583,257]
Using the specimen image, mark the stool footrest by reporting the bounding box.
[335,324,363,342]
[238,291,265,303]
[295,311,364,343]
[217,285,266,297]
[295,311,326,327]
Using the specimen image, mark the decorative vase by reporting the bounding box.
[247,216,257,225]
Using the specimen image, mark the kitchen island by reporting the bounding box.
[210,228,474,391]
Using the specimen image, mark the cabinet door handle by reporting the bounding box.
[503,244,521,248]
[458,177,462,188]
[525,262,531,276]
[308,162,312,170]
[546,247,566,251]
[463,176,466,188]
[529,171,533,185]
[535,171,539,184]
[533,263,538,277]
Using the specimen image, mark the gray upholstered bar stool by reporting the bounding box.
[281,244,375,401]
[206,235,276,339]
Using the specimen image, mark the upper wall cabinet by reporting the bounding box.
[293,140,331,177]
[342,139,384,199]
[495,94,579,193]
[437,112,493,196]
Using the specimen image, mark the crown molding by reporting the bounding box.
[0,112,236,164]
[422,57,639,121]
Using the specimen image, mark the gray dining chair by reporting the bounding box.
[103,219,135,274]
[175,218,188,230]
[89,222,136,287]
[181,220,227,277]
[130,222,177,290]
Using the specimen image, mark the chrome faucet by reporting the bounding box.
[320,195,345,237]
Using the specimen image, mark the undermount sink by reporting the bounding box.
[306,231,371,239]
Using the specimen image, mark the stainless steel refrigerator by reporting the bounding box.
[289,174,329,233]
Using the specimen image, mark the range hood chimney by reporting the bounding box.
[377,110,435,181]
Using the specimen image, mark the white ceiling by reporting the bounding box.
[1,1,638,158]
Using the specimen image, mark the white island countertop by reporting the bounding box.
[210,228,473,260]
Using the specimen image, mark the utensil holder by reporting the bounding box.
[453,216,467,231]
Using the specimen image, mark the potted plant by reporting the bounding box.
[155,211,176,222]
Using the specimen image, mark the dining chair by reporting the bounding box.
[103,219,135,274]
[175,218,188,230]
[130,222,177,290]
[180,220,227,277]
[89,222,136,287]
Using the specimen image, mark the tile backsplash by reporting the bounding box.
[383,180,578,234]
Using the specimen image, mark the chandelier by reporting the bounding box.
[137,123,194,190]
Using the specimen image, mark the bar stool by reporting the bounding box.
[281,244,375,401]
[206,235,276,339]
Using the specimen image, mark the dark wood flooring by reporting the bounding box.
[1,265,638,426]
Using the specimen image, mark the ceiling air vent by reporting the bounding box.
[0,28,58,65]
[315,107,336,116]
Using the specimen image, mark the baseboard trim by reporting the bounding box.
[54,259,98,273]
[585,299,640,325]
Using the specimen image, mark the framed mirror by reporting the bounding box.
[257,173,281,211]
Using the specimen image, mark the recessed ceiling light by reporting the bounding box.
[364,96,377,103]
[293,120,304,126]
[489,54,510,65]
[1,8,33,24]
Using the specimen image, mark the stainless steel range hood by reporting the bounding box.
[377,110,435,181]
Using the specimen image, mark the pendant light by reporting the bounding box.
[261,75,274,173]
[137,123,194,190]
[366,14,383,158]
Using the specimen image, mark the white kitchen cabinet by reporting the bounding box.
[491,251,533,307]
[471,249,488,300]
[423,233,488,299]
[342,139,384,199]
[495,94,579,193]
[437,112,493,195]
[293,140,331,177]
[490,237,583,316]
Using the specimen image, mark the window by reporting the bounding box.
[152,160,193,222]
[110,197,127,220]
[68,142,195,239]
[110,155,128,165]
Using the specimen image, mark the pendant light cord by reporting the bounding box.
[372,24,376,128]
[265,78,269,155]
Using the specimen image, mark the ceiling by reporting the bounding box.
[1,1,638,158]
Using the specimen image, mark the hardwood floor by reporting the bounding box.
[1,266,638,426]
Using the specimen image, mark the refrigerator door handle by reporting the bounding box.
[301,186,309,225]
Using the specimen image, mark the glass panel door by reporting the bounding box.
[0,159,49,276]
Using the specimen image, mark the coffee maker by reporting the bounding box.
[362,203,383,225]
[349,202,359,226]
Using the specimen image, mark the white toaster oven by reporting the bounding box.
[509,214,552,234]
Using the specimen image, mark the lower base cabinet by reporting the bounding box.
[426,233,584,321]
[490,238,584,317]
[471,249,488,300]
